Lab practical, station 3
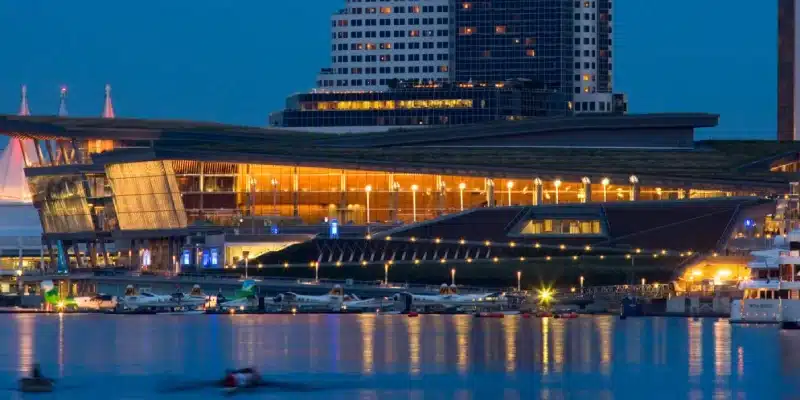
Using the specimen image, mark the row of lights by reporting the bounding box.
[363,235,693,258]
[278,251,689,270]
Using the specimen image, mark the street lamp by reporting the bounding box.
[655,187,662,200]
[579,275,584,293]
[517,270,522,292]
[601,178,610,202]
[384,263,389,286]
[365,184,372,224]
[315,261,320,282]
[458,182,466,211]
[411,184,419,222]
[554,179,562,204]
[451,268,456,286]
[270,178,279,213]
[506,180,514,206]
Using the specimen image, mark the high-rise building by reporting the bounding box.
[779,0,797,140]
[318,0,453,91]
[315,0,618,115]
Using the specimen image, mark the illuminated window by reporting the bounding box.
[301,99,473,112]
[463,2,472,9]
[410,6,421,13]
[380,7,391,14]
[583,87,589,93]
[458,26,475,35]
[438,65,448,72]
[525,37,536,45]
[582,74,590,81]
[409,30,420,37]
[584,1,590,7]
[366,43,376,50]
[519,219,603,236]
[495,25,507,34]
[526,49,535,57]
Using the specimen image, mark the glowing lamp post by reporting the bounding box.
[315,261,320,282]
[554,179,562,204]
[365,184,372,224]
[451,268,456,286]
[411,184,419,222]
[506,181,514,206]
[517,270,522,292]
[601,178,610,202]
[459,182,466,211]
[384,263,389,286]
[579,275,585,294]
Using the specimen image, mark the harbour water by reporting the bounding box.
[0,314,798,399]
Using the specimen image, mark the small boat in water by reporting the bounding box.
[19,378,54,393]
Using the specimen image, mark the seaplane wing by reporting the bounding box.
[343,297,388,311]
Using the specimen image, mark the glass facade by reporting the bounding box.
[160,161,726,227]
[452,0,574,97]
[270,84,569,128]
[28,175,94,233]
[106,161,188,230]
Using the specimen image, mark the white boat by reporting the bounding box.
[730,231,800,323]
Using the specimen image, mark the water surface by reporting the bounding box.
[0,314,796,399]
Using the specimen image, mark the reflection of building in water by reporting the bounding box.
[542,317,550,375]
[382,314,396,370]
[433,316,445,370]
[407,316,421,376]
[689,319,703,377]
[455,316,470,374]
[597,316,613,375]
[58,313,64,377]
[503,315,517,373]
[553,320,565,373]
[714,320,730,377]
[358,314,374,375]
[17,314,34,374]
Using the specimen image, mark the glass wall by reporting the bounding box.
[106,161,188,230]
[163,160,719,227]
[28,175,94,233]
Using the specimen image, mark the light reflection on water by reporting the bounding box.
[0,314,797,398]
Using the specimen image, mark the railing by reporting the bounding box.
[584,283,672,299]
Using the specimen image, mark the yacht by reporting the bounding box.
[730,232,800,323]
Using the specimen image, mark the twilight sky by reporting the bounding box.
[0,0,777,146]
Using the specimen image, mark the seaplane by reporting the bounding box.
[275,285,349,311]
[392,284,509,312]
[117,285,176,310]
[218,280,264,311]
[41,280,117,311]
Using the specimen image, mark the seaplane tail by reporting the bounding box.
[219,280,261,310]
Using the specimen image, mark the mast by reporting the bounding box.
[102,84,115,118]
[58,86,68,116]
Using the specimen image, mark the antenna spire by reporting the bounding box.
[19,85,30,116]
[102,84,115,118]
[58,86,68,117]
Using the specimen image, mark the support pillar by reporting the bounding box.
[629,175,640,201]
[533,178,543,206]
[46,242,57,273]
[32,139,45,166]
[88,242,98,268]
[485,178,495,207]
[389,174,399,222]
[435,175,446,216]
[131,240,139,271]
[292,167,300,217]
[100,241,111,267]
[339,170,348,222]
[72,243,84,268]
[581,177,592,203]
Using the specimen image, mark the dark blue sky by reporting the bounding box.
[0,0,777,145]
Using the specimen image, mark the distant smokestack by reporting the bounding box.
[19,85,30,116]
[58,86,68,117]
[102,84,115,118]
